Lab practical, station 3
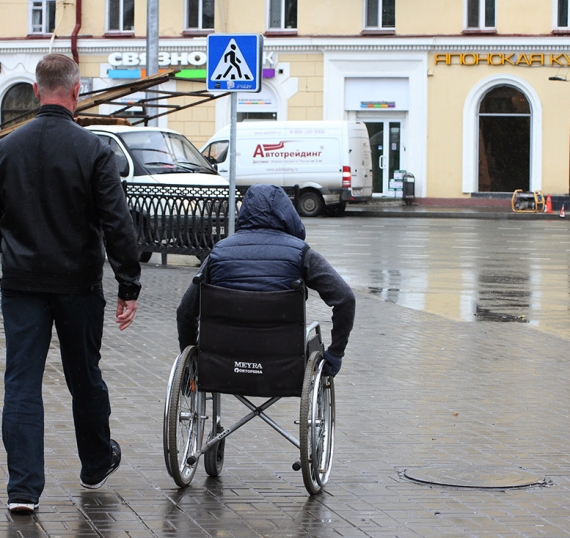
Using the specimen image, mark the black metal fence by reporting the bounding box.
[124,182,241,264]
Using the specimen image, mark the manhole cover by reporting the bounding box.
[404,465,545,489]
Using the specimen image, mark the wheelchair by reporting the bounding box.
[163,279,335,495]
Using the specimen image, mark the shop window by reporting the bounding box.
[186,0,214,31]
[365,0,395,29]
[267,0,297,31]
[1,83,40,127]
[30,0,56,34]
[557,0,570,27]
[478,85,530,192]
[237,112,277,122]
[466,0,495,30]
[107,0,134,32]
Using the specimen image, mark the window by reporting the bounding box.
[31,0,56,34]
[557,0,569,27]
[186,0,214,30]
[107,0,134,32]
[268,0,297,30]
[1,83,39,127]
[365,0,395,29]
[466,0,495,30]
[202,140,229,165]
[237,112,277,121]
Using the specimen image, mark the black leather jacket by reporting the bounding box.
[0,105,141,300]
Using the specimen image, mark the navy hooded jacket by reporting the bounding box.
[208,185,309,291]
[177,184,355,359]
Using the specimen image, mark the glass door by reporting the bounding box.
[365,120,403,195]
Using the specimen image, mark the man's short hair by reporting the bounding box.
[36,54,80,95]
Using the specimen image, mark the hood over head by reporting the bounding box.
[236,184,306,240]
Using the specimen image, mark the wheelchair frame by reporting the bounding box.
[163,286,336,495]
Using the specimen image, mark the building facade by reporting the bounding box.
[1,0,570,200]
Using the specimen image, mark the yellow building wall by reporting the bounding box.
[397,0,463,35]
[222,0,265,33]
[427,60,466,198]
[79,54,106,78]
[78,0,106,36]
[161,1,185,36]
[298,0,361,35]
[0,0,29,37]
[536,75,570,195]
[498,0,551,34]
[427,54,570,197]
[134,0,147,35]
[281,54,324,120]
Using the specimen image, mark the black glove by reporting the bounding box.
[322,350,342,377]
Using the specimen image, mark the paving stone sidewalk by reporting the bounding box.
[0,259,569,537]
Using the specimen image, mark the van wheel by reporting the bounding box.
[298,192,324,217]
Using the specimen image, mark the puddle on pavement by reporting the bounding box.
[368,270,541,325]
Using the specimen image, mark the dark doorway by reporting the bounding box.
[478,85,531,193]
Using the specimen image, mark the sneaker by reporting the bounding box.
[80,439,121,489]
[8,500,39,513]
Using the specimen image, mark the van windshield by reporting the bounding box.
[120,130,218,175]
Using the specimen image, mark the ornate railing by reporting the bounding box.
[124,182,241,264]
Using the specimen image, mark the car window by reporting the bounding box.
[97,134,130,177]
[120,130,216,174]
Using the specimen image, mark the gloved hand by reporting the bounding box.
[322,350,342,377]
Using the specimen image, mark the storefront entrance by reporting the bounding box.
[478,85,530,193]
[364,119,405,195]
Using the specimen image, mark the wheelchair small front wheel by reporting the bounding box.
[299,351,336,495]
[204,424,226,478]
[164,346,205,487]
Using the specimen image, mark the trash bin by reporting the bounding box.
[402,173,415,205]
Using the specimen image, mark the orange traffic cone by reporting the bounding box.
[546,194,553,213]
[560,204,566,218]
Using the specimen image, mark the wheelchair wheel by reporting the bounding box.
[204,424,226,478]
[300,351,335,495]
[164,346,205,487]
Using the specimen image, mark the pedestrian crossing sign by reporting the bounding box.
[207,34,263,93]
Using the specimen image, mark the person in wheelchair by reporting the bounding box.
[177,184,355,377]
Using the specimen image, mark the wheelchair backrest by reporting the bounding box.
[197,283,307,397]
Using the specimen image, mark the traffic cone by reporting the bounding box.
[546,194,553,213]
[560,204,566,218]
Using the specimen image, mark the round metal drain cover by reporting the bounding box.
[404,465,544,489]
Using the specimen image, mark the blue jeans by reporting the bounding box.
[1,291,113,503]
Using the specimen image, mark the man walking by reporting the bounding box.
[0,54,141,512]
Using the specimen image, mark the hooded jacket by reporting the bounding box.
[177,184,355,358]
[208,185,309,291]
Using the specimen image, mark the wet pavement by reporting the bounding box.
[1,213,570,537]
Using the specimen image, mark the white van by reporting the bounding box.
[201,121,373,216]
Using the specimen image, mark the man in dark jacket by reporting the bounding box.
[177,184,355,376]
[0,54,141,513]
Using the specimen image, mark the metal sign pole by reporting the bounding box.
[228,92,237,235]
[146,0,159,126]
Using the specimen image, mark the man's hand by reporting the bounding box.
[116,298,138,331]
